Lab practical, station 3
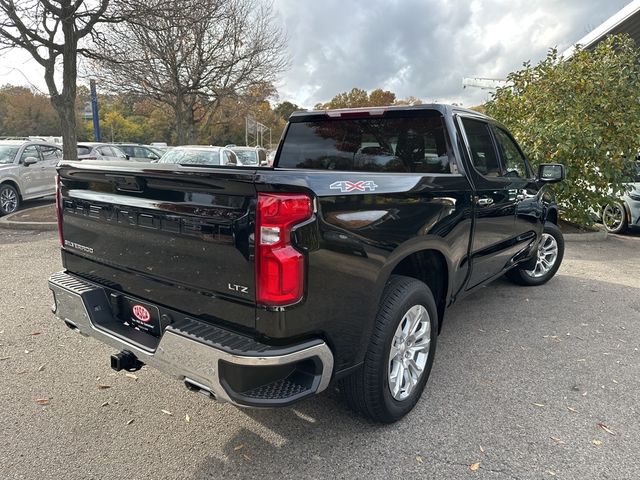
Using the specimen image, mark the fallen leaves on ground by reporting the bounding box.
[532,403,546,408]
[30,332,42,336]
[125,373,138,380]
[96,384,112,390]
[185,414,190,423]
[161,409,173,416]
[596,422,615,435]
[101,401,109,407]
[415,455,424,464]
[550,437,565,444]
[126,419,134,425]
[592,439,603,446]
[35,398,50,405]
[37,364,46,372]
[567,407,578,413]
[470,462,480,472]
[234,444,244,451]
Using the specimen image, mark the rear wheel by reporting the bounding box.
[342,275,438,423]
[506,221,564,286]
[0,183,20,216]
[602,202,627,234]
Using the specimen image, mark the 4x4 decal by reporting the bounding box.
[329,180,378,193]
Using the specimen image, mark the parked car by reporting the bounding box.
[601,162,640,233]
[115,144,163,162]
[229,146,267,166]
[157,146,239,166]
[0,140,62,215]
[49,104,565,423]
[149,142,170,153]
[77,143,129,161]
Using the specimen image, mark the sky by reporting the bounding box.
[0,0,633,108]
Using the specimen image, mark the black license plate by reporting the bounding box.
[121,297,162,337]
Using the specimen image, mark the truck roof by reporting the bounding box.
[289,103,490,121]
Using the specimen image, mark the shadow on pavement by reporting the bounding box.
[187,272,640,480]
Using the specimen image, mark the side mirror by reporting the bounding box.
[23,156,38,166]
[149,154,159,160]
[538,163,565,183]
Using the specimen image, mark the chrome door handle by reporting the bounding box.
[477,197,494,206]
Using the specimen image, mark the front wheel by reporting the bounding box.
[602,203,627,234]
[342,275,438,423]
[506,222,564,286]
[0,183,20,216]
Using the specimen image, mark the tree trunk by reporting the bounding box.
[56,102,78,160]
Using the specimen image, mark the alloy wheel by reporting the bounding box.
[525,233,558,278]
[0,187,18,214]
[388,304,431,401]
[602,204,624,232]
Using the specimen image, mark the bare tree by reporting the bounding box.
[93,0,288,145]
[0,0,128,159]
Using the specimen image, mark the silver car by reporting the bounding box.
[157,146,239,166]
[0,140,62,215]
[601,162,640,233]
[115,144,163,162]
[77,143,129,161]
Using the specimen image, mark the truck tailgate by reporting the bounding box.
[58,162,257,329]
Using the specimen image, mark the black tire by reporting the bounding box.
[342,275,438,423]
[601,202,628,234]
[506,221,564,286]
[0,183,20,216]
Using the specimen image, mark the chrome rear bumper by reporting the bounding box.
[48,271,333,407]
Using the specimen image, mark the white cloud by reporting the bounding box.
[0,0,633,109]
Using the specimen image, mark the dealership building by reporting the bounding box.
[562,0,640,58]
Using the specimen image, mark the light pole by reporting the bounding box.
[90,79,101,142]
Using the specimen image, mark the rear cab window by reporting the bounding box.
[278,110,454,173]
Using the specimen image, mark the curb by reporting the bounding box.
[0,205,57,231]
[562,226,608,242]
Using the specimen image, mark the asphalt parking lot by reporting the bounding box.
[0,227,638,479]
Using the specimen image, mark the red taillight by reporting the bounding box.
[55,175,64,247]
[256,193,313,306]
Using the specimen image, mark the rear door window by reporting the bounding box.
[461,118,501,177]
[39,145,63,161]
[278,112,452,173]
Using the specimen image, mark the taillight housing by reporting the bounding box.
[256,193,313,306]
[55,174,64,247]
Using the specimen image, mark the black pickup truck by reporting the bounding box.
[49,104,565,423]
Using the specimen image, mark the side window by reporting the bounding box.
[461,118,501,177]
[20,145,40,163]
[136,147,155,159]
[492,127,529,178]
[99,146,117,157]
[39,145,63,161]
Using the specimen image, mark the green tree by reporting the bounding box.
[486,35,640,227]
[316,88,421,110]
[274,101,303,120]
[0,85,58,136]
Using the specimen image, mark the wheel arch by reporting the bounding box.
[374,241,453,331]
[0,179,21,199]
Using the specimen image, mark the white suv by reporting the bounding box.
[0,140,62,215]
